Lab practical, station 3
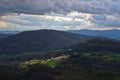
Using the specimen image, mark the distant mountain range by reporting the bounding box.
[0,31,21,34]
[0,30,93,54]
[0,31,20,39]
[67,29,120,40]
[0,34,13,39]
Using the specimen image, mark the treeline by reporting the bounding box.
[0,64,55,80]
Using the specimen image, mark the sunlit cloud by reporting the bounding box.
[0,12,95,30]
[0,21,7,27]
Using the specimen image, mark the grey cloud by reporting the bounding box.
[0,0,120,16]
[91,14,120,27]
[1,0,120,29]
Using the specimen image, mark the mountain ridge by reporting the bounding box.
[0,29,93,54]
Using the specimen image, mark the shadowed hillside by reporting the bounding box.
[0,29,93,54]
[68,38,120,53]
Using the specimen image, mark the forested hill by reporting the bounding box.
[0,29,93,54]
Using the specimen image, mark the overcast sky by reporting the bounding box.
[0,0,120,31]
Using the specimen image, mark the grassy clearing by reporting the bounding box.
[20,55,69,68]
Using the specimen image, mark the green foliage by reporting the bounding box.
[103,53,120,60]
[41,59,61,68]
[0,64,55,80]
[20,58,62,68]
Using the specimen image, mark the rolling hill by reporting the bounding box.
[0,29,93,54]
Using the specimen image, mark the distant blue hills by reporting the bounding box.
[0,31,21,34]
[0,31,21,39]
[1,29,120,40]
[67,29,120,40]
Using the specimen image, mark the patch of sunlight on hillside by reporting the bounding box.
[20,55,69,68]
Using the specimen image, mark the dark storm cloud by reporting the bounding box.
[0,0,71,15]
[0,0,120,15]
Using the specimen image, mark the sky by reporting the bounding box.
[0,0,120,31]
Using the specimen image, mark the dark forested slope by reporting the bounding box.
[0,29,93,54]
[68,38,120,53]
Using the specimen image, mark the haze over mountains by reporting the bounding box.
[0,31,21,39]
[0,31,21,34]
[0,34,13,39]
[68,29,120,40]
[1,29,120,40]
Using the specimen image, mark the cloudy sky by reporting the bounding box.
[0,0,120,31]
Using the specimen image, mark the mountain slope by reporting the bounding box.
[0,29,93,54]
[68,29,120,40]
